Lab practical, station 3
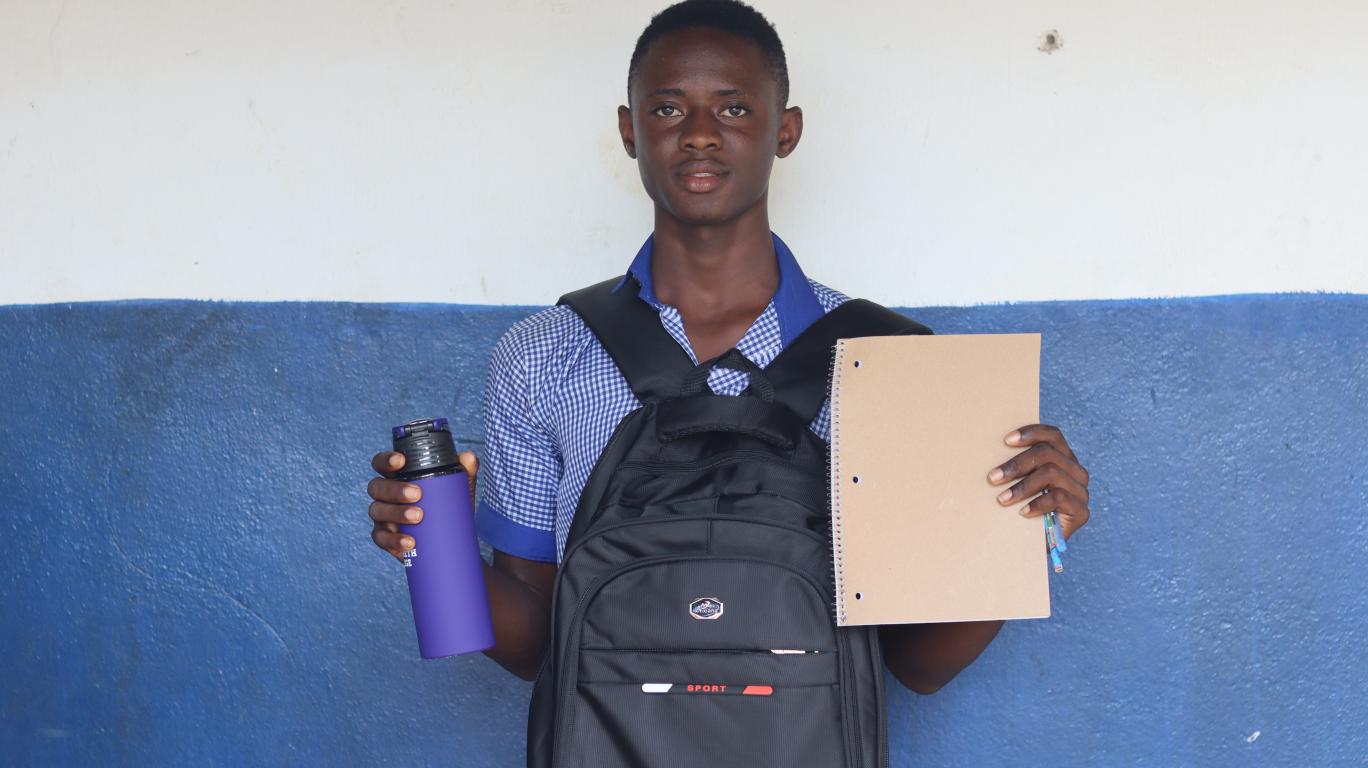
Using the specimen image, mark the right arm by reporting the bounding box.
[369,315,567,679]
[368,450,556,681]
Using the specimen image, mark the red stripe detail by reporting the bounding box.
[741,685,773,696]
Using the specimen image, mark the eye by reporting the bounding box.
[652,104,682,117]
[722,104,750,118]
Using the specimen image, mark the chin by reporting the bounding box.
[673,208,741,227]
[657,193,755,228]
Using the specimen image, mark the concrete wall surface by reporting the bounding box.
[1,294,1364,766]
[4,0,1367,306]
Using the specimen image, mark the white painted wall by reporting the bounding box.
[2,1,1365,306]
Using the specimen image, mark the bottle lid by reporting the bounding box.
[391,418,460,479]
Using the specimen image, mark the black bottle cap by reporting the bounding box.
[391,418,461,480]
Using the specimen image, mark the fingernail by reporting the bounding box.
[1005,431,1022,445]
[988,468,1004,483]
[402,538,415,550]
[1019,504,1031,516]
[404,486,420,501]
[388,454,402,467]
[997,488,1013,503]
[404,508,421,523]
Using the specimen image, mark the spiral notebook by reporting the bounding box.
[828,333,1050,626]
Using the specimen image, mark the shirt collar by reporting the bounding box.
[612,232,826,347]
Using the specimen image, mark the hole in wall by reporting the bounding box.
[1037,28,1062,53]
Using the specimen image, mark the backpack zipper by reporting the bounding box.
[612,449,790,473]
[873,627,890,768]
[577,453,828,533]
[578,646,830,655]
[838,629,860,768]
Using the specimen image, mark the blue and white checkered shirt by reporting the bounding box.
[475,233,848,563]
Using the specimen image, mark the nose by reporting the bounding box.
[680,109,722,151]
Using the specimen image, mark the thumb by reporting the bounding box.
[459,450,479,504]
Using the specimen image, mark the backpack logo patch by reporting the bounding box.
[689,597,724,620]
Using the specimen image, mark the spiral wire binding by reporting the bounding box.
[828,339,849,625]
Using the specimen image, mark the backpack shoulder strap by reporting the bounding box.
[558,276,696,403]
[767,299,932,423]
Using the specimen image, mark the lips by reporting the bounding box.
[674,161,729,193]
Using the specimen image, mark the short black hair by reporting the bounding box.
[628,0,790,107]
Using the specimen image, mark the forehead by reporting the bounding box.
[632,27,774,101]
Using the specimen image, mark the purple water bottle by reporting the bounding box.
[391,418,494,658]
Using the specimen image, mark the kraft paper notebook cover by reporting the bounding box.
[829,333,1049,626]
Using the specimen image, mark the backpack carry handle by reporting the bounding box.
[680,348,776,402]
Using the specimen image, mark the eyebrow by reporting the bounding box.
[648,88,748,97]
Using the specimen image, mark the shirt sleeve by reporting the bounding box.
[474,322,561,562]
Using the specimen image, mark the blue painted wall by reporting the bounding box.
[1,295,1365,766]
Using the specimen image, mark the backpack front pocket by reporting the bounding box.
[552,556,855,767]
[563,649,847,768]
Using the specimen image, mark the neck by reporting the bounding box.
[649,202,778,317]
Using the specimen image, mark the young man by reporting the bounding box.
[368,0,1089,701]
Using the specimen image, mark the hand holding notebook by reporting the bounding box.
[828,333,1052,626]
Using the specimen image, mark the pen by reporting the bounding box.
[1045,511,1065,573]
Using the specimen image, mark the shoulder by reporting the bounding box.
[493,305,590,364]
[805,278,932,335]
[807,278,851,313]
[488,304,605,403]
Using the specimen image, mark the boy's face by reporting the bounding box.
[619,27,802,228]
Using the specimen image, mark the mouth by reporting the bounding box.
[674,169,729,194]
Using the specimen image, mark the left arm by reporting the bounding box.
[881,423,1091,694]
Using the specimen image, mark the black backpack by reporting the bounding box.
[526,277,930,768]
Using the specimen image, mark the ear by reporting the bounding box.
[775,105,803,159]
[618,105,638,159]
